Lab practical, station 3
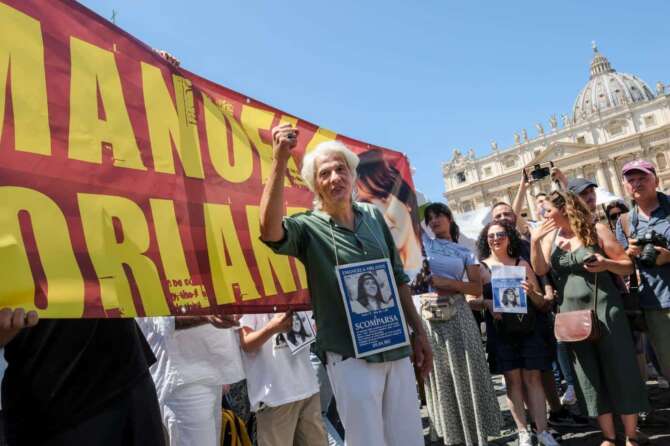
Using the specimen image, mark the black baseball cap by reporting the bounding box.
[568,178,597,195]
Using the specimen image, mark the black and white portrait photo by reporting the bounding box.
[343,270,396,315]
[286,311,316,354]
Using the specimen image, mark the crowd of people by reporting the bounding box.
[0,124,669,446]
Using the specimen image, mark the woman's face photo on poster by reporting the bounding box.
[285,311,316,354]
[356,149,423,274]
[502,287,519,308]
[346,270,395,315]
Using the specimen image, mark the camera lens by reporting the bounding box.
[640,243,658,267]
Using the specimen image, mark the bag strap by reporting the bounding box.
[658,192,670,219]
[592,272,599,312]
[620,212,631,239]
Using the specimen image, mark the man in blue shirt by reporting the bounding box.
[615,160,670,379]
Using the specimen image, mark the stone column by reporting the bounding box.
[596,162,610,192]
[525,189,537,220]
[531,185,542,199]
[607,160,624,197]
[505,188,514,205]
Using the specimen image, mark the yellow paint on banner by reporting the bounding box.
[0,187,84,317]
[203,95,253,183]
[142,64,205,179]
[150,199,209,309]
[204,203,260,304]
[0,4,51,155]
[240,105,303,186]
[68,37,145,170]
[78,193,167,316]
[305,127,337,155]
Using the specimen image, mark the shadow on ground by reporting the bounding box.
[423,376,670,446]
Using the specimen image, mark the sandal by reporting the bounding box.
[601,437,616,446]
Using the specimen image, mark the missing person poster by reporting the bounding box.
[286,311,316,355]
[491,265,528,314]
[335,259,410,358]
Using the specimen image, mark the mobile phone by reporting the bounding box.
[583,254,597,264]
[524,161,554,183]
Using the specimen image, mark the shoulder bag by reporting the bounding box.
[554,272,601,343]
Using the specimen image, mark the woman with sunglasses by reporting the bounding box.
[475,220,558,446]
[605,201,629,230]
[421,203,501,446]
[531,190,648,446]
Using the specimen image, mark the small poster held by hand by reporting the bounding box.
[491,265,527,314]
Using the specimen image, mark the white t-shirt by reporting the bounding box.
[137,317,245,408]
[239,314,319,411]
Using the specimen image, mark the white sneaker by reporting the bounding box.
[518,430,533,446]
[658,376,669,389]
[561,384,577,405]
[537,430,560,446]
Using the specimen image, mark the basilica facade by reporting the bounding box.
[442,45,670,219]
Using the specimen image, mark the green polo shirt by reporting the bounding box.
[262,202,411,363]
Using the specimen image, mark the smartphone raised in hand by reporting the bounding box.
[583,254,597,264]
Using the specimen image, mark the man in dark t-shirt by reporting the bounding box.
[0,308,165,445]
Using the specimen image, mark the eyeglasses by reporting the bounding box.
[487,231,508,240]
[608,212,622,221]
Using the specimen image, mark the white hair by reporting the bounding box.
[301,140,360,209]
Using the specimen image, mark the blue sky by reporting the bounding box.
[81,0,670,202]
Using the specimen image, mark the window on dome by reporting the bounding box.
[644,115,656,127]
[657,153,667,171]
[484,166,492,177]
[576,135,586,144]
[456,171,466,184]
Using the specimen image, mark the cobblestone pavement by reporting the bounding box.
[423,376,670,446]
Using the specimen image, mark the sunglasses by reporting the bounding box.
[608,212,622,221]
[487,231,508,241]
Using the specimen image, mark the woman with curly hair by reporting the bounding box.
[475,220,558,446]
[530,189,648,446]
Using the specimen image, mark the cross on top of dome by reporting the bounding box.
[589,41,614,79]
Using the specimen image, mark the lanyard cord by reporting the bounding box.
[328,215,387,267]
[328,224,340,267]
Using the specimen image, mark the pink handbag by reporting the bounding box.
[554,273,601,343]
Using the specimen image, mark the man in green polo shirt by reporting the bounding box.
[259,124,432,446]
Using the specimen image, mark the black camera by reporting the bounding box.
[634,230,668,267]
[526,161,554,183]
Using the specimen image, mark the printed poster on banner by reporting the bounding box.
[491,265,527,314]
[335,259,410,358]
[286,311,316,355]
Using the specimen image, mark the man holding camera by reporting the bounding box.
[615,160,670,378]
